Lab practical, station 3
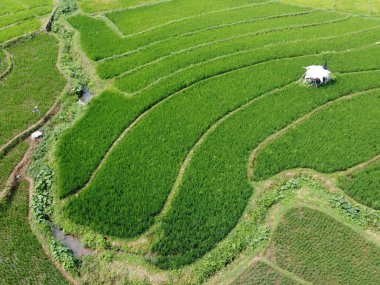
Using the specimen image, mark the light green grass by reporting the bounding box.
[0,182,68,284]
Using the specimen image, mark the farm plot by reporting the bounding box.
[267,207,380,284]
[252,90,380,181]
[0,0,53,44]
[57,0,380,274]
[0,35,66,147]
[0,182,68,285]
[339,160,380,209]
[0,141,27,191]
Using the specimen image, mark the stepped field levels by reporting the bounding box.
[0,0,380,284]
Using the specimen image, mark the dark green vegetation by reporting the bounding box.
[0,182,68,284]
[253,91,380,181]
[272,207,380,284]
[232,261,299,285]
[55,0,380,275]
[0,35,66,146]
[0,0,53,44]
[0,141,27,190]
[339,160,380,209]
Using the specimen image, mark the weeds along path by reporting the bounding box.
[0,137,76,284]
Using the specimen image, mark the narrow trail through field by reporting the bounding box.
[247,85,380,180]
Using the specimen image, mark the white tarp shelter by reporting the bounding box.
[304,65,331,86]
[31,131,43,139]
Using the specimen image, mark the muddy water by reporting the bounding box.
[53,226,92,257]
[79,87,93,104]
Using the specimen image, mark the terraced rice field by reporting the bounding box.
[0,0,378,284]
[53,0,380,277]
[0,35,66,147]
[0,0,53,44]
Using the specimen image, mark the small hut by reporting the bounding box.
[304,65,331,87]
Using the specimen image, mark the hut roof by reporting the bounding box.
[304,65,331,83]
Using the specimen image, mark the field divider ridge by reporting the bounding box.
[0,49,13,80]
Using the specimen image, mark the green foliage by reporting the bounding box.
[273,207,380,284]
[0,182,68,284]
[31,166,53,223]
[50,239,77,272]
[0,35,66,146]
[330,195,363,222]
[339,160,380,209]
[253,91,380,180]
